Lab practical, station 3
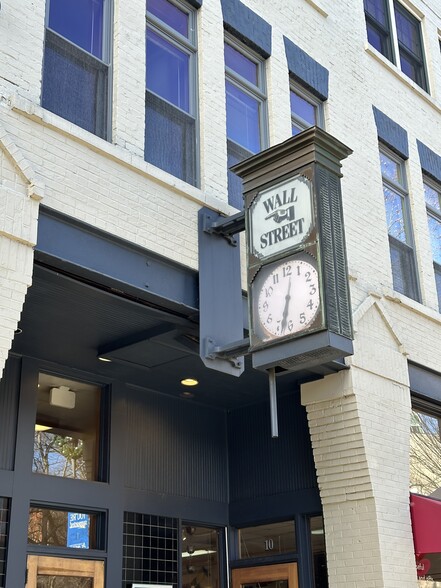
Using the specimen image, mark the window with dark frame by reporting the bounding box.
[290,84,324,136]
[379,147,420,301]
[41,0,110,139]
[363,0,428,92]
[423,179,441,312]
[33,373,105,482]
[0,498,9,588]
[309,516,328,588]
[145,0,198,187]
[225,37,268,209]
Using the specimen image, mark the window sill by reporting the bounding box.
[8,94,233,216]
[365,44,441,114]
[383,288,441,325]
[304,0,328,17]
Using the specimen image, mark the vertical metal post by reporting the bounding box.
[269,368,279,438]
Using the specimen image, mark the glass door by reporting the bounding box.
[26,555,104,588]
[232,563,299,588]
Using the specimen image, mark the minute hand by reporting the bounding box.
[280,278,292,335]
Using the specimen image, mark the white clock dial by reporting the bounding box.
[257,259,320,338]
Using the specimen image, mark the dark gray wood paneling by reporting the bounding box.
[0,356,20,471]
[125,388,228,503]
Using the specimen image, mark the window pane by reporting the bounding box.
[364,0,388,26]
[239,521,296,559]
[435,265,441,312]
[366,24,385,53]
[292,123,303,136]
[33,373,101,481]
[148,0,189,37]
[146,30,190,112]
[28,508,100,549]
[0,498,9,588]
[424,183,441,212]
[182,526,220,588]
[42,31,108,139]
[145,90,196,185]
[226,81,261,153]
[380,152,401,184]
[410,409,441,496]
[384,186,406,241]
[48,0,104,59]
[224,43,258,85]
[399,52,419,84]
[395,5,422,58]
[123,513,178,586]
[290,91,316,126]
[227,140,251,210]
[389,238,419,299]
[37,576,93,588]
[310,516,328,588]
[427,215,441,265]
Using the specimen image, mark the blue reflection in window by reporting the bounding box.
[226,81,260,154]
[380,153,400,184]
[225,43,257,85]
[428,215,441,265]
[424,184,441,212]
[148,0,188,38]
[395,8,421,55]
[291,91,316,126]
[146,30,190,112]
[367,25,383,53]
[364,0,387,25]
[48,0,104,59]
[384,186,406,242]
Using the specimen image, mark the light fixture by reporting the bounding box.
[35,424,53,432]
[181,378,198,386]
[182,549,216,558]
[98,356,112,363]
[311,528,324,535]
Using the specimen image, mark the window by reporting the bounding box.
[181,525,220,588]
[380,148,420,300]
[238,521,296,559]
[28,507,104,550]
[41,0,110,139]
[225,38,268,208]
[33,373,105,482]
[145,0,198,186]
[0,498,9,588]
[309,516,328,588]
[290,84,324,136]
[423,179,441,311]
[364,0,428,91]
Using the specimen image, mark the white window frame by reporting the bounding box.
[423,176,441,312]
[290,82,324,135]
[364,0,429,92]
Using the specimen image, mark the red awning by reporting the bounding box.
[410,493,441,554]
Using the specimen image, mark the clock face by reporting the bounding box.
[257,258,320,339]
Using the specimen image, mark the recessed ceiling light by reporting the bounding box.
[181,378,198,386]
[98,356,112,363]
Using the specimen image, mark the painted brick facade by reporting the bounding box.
[1,0,441,586]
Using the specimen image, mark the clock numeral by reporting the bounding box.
[288,320,293,332]
[305,271,311,282]
[296,265,301,276]
[307,299,314,310]
[263,301,268,312]
[276,321,281,334]
[272,273,279,285]
[267,314,273,324]
[265,286,273,298]
[299,312,306,325]
[309,284,317,295]
[283,265,292,277]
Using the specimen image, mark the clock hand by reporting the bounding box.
[280,278,292,334]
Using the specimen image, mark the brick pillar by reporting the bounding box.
[0,132,42,378]
[301,300,418,588]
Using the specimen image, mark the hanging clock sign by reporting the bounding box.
[231,127,354,373]
[249,174,313,260]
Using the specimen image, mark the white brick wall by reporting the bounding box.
[1,0,441,586]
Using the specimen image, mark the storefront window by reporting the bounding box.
[33,373,102,481]
[310,516,328,588]
[28,507,103,549]
[410,407,441,496]
[182,525,220,588]
[238,521,296,559]
[0,498,9,588]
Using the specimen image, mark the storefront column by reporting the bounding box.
[301,298,418,588]
[0,130,42,378]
